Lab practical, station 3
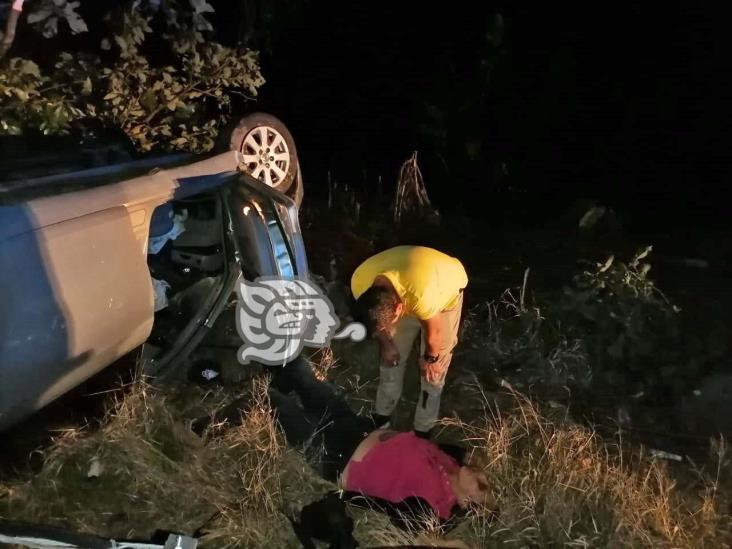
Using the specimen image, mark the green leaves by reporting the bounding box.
[18,60,41,78]
[598,255,615,273]
[114,11,153,59]
[63,2,88,34]
[557,248,682,397]
[26,7,55,26]
[0,1,265,154]
[0,57,69,133]
[26,0,88,38]
[190,0,215,32]
[629,245,653,269]
[190,0,215,14]
[95,23,264,152]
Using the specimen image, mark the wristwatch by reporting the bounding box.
[423,353,439,364]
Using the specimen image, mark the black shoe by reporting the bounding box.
[414,428,432,440]
[370,413,391,430]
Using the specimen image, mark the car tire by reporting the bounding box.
[225,113,298,194]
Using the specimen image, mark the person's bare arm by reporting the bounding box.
[374,330,400,366]
[378,430,399,441]
[420,315,442,358]
[419,315,446,383]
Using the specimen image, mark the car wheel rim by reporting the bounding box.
[239,125,291,187]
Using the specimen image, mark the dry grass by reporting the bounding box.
[0,374,324,548]
[341,391,732,548]
[438,390,731,548]
[2,379,215,539]
[350,505,475,548]
[308,345,339,382]
[198,376,291,548]
[424,283,732,547]
[459,287,592,393]
[1,351,730,548]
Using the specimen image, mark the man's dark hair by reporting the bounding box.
[353,285,399,335]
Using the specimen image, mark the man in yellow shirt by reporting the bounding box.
[351,246,468,437]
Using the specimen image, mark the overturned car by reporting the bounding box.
[0,113,308,430]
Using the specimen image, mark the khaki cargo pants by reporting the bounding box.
[375,292,463,432]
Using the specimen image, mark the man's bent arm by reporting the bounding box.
[420,316,442,357]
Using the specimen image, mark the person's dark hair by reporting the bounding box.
[353,285,399,335]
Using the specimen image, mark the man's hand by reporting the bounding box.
[419,356,445,384]
[379,338,400,367]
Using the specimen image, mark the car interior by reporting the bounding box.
[145,190,230,357]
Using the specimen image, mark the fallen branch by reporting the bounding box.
[391,151,438,225]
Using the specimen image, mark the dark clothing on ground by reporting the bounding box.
[268,357,374,481]
[267,358,467,531]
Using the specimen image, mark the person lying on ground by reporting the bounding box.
[266,357,494,531]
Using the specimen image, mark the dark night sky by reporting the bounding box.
[8,1,732,224]
[242,2,731,225]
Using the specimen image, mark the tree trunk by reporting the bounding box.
[0,0,24,58]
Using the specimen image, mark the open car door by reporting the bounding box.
[141,171,309,377]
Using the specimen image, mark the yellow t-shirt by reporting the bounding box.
[351,246,468,320]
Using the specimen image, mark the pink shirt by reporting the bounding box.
[344,432,459,519]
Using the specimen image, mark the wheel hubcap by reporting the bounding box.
[239,126,291,187]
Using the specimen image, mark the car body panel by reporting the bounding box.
[0,206,153,428]
[0,151,308,429]
[0,152,240,248]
